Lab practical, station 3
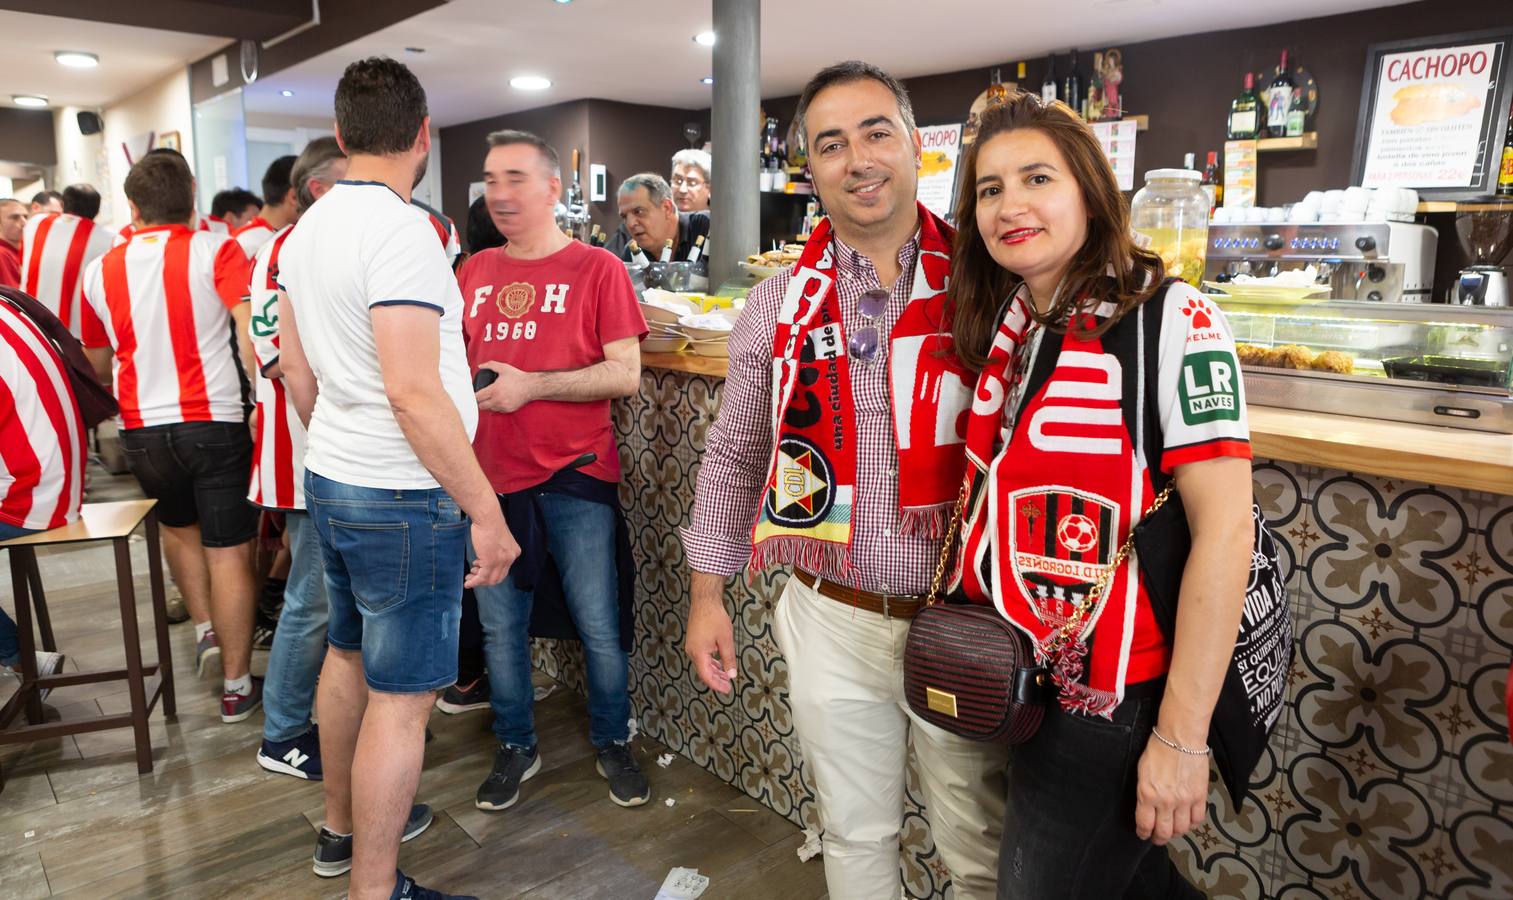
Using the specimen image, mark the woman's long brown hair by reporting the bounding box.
[948,92,1165,371]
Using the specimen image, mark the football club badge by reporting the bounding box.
[1006,486,1118,629]
[763,436,835,528]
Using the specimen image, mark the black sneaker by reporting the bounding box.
[435,677,490,714]
[596,742,650,807]
[312,803,434,878]
[256,727,322,780]
[251,622,276,652]
[390,869,478,900]
[475,744,541,811]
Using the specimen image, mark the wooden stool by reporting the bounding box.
[0,500,175,780]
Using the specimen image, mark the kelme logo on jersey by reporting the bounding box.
[1179,350,1240,425]
[496,282,536,319]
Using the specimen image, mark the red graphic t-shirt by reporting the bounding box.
[457,241,647,494]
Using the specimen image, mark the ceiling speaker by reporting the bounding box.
[77,111,102,136]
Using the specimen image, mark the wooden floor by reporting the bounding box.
[0,467,827,900]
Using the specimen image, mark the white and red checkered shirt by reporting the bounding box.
[19,213,112,339]
[682,232,942,596]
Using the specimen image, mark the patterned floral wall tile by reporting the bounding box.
[526,380,1513,900]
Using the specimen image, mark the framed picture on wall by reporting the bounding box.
[1351,27,1513,200]
[158,131,181,153]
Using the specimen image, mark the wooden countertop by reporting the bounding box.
[641,354,1513,494]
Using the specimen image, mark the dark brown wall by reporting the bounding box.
[438,100,591,248]
[583,100,708,234]
[760,0,1510,208]
[0,109,58,167]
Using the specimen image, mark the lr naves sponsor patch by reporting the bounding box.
[1179,350,1240,425]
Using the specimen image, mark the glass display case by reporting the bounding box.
[1212,297,1513,432]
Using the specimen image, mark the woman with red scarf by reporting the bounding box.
[945,94,1256,898]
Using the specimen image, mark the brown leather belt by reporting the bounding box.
[794,569,927,620]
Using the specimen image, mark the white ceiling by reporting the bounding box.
[243,0,1417,126]
[0,10,228,110]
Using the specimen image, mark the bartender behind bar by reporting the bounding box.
[606,173,710,263]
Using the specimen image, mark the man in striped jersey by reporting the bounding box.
[0,293,85,685]
[18,184,114,340]
[234,156,298,263]
[250,137,347,783]
[80,150,263,724]
[212,188,263,234]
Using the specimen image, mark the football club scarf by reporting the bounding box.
[750,203,970,579]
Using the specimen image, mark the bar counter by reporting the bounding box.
[527,353,1513,900]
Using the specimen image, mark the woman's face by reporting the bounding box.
[972,128,1089,294]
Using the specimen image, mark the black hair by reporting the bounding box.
[30,190,63,209]
[125,153,195,225]
[335,56,429,156]
[794,60,917,140]
[211,188,262,219]
[466,195,505,253]
[62,184,101,219]
[261,155,298,206]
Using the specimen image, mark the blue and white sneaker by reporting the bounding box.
[256,726,323,781]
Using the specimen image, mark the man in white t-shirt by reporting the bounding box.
[277,57,516,900]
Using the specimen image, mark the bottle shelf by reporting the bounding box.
[1255,133,1318,152]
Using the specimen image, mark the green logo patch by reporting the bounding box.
[1179,350,1240,425]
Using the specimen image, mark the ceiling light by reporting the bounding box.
[54,51,99,69]
[700,77,714,85]
[281,90,295,97]
[694,31,715,46]
[553,0,572,4]
[12,95,48,108]
[510,75,551,91]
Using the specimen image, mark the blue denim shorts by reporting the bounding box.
[305,471,467,693]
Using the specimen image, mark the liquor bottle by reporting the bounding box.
[1498,98,1513,197]
[628,240,650,267]
[1202,151,1221,211]
[659,239,674,263]
[1286,87,1306,137]
[1266,49,1295,139]
[1062,49,1082,117]
[1016,61,1026,86]
[1041,55,1057,104]
[686,234,706,264]
[988,67,1008,107]
[1228,72,1260,140]
[1183,152,1196,171]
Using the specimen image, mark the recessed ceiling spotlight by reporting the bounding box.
[12,95,48,108]
[694,31,715,46]
[700,77,714,85]
[553,0,572,4]
[54,51,99,68]
[281,90,295,97]
[404,46,426,54]
[510,75,552,91]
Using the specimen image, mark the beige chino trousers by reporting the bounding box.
[772,574,1010,900]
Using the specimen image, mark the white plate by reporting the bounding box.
[688,339,731,359]
[1202,282,1332,306]
[739,261,787,278]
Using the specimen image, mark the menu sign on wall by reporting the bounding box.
[916,123,963,219]
[1353,29,1513,200]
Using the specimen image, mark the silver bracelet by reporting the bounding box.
[1151,726,1211,756]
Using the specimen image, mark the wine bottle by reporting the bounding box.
[1041,55,1057,104]
[1267,50,1295,139]
[686,234,706,263]
[988,67,1008,107]
[1062,50,1082,117]
[1286,87,1306,137]
[659,239,674,263]
[1016,61,1026,85]
[1499,97,1513,196]
[1201,151,1221,211]
[1228,72,1260,140]
[629,240,650,267]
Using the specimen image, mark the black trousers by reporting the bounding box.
[997,682,1205,900]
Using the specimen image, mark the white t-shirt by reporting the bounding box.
[277,181,477,490]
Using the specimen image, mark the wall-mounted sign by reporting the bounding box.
[1352,28,1513,200]
[916,123,963,219]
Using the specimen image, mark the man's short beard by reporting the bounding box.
[412,153,429,190]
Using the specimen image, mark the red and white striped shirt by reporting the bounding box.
[233,217,276,261]
[0,299,85,531]
[19,213,113,339]
[115,214,228,248]
[81,225,252,430]
[246,225,306,510]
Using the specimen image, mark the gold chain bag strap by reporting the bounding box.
[901,480,1051,743]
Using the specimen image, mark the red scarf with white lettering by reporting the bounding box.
[750,204,970,578]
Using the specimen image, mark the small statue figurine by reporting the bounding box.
[1101,48,1124,119]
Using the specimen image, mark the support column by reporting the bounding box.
[709,0,759,287]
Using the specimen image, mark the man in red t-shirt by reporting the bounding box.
[457,129,648,812]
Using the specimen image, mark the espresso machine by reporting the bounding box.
[1202,221,1437,303]
[1455,204,1513,307]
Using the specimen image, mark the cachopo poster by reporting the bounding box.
[916,123,963,220]
[1361,41,1503,188]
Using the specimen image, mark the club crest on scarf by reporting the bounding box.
[750,204,969,579]
[1007,486,1118,629]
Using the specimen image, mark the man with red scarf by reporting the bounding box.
[683,62,1008,900]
